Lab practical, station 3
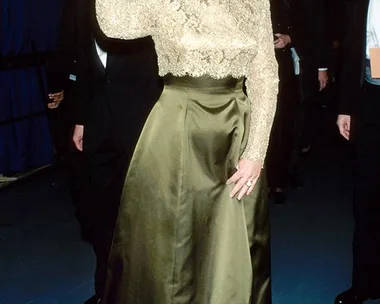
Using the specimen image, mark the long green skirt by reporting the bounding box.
[103,75,271,304]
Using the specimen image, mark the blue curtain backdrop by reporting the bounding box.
[0,0,64,175]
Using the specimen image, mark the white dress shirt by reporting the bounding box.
[366,0,380,59]
[94,40,108,68]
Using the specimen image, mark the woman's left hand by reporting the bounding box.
[226,159,262,201]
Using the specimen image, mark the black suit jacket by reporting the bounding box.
[290,0,330,70]
[270,0,295,79]
[271,0,292,36]
[74,0,163,153]
[46,0,88,94]
[339,0,370,115]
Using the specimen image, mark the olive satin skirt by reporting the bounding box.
[103,75,271,304]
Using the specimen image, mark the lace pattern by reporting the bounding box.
[96,0,279,162]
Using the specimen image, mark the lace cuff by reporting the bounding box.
[241,3,279,163]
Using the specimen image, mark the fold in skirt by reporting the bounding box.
[103,75,271,304]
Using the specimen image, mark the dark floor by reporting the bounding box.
[1,107,379,303]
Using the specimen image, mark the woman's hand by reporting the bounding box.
[226,159,262,201]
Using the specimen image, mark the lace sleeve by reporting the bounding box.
[241,2,279,163]
[96,0,157,40]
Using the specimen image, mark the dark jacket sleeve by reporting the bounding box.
[72,0,95,126]
[46,0,78,94]
[47,0,91,125]
[289,0,330,69]
[312,0,330,69]
[338,0,364,115]
[73,44,91,126]
[45,52,64,94]
[270,0,292,35]
[327,0,345,43]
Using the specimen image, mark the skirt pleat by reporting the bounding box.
[103,75,271,304]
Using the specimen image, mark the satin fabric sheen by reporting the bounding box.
[103,75,271,304]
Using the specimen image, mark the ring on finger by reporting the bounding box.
[245,180,253,187]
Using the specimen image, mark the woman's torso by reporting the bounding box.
[96,0,261,79]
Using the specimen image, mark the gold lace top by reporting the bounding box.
[96,0,278,162]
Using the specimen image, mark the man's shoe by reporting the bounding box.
[334,289,367,304]
[84,295,101,304]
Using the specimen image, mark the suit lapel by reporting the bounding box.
[362,0,370,37]
[90,34,106,75]
[106,53,115,71]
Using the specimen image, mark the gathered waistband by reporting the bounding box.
[164,74,245,92]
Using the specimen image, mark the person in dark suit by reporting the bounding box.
[286,0,330,186]
[46,0,84,160]
[266,0,300,204]
[295,0,330,148]
[266,0,330,202]
[335,0,380,303]
[71,1,162,303]
[46,0,94,243]
[290,0,330,95]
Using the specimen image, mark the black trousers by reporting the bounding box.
[67,145,93,240]
[351,83,380,298]
[46,97,74,161]
[266,51,299,188]
[83,102,129,298]
[46,79,78,161]
[298,95,319,150]
[297,60,323,151]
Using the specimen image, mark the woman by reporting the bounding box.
[96,0,278,303]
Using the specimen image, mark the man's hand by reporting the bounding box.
[47,90,64,109]
[274,33,291,49]
[318,70,328,91]
[332,40,340,50]
[73,125,84,151]
[337,115,351,140]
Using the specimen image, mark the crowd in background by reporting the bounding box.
[4,0,378,303]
